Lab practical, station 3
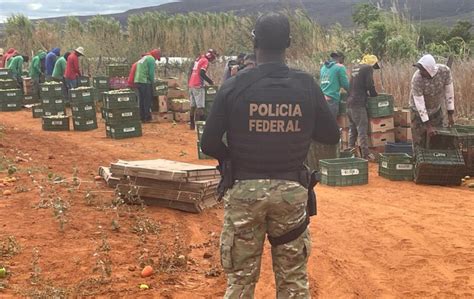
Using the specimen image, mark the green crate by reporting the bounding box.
[378,153,414,181]
[0,68,12,79]
[108,122,142,139]
[455,125,474,175]
[93,76,109,90]
[427,127,459,150]
[42,116,70,131]
[0,79,18,89]
[414,147,465,185]
[70,87,94,103]
[320,158,369,186]
[39,83,63,99]
[0,98,23,112]
[104,107,140,125]
[0,89,22,100]
[197,142,213,160]
[153,80,168,96]
[106,64,130,77]
[367,94,394,118]
[41,98,65,106]
[73,116,98,131]
[32,104,43,118]
[71,102,96,118]
[196,121,206,140]
[77,76,90,87]
[23,94,39,105]
[103,90,137,109]
[42,105,66,117]
[306,141,340,171]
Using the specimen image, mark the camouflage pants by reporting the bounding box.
[411,108,444,150]
[221,179,312,299]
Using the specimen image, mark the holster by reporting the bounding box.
[216,160,234,201]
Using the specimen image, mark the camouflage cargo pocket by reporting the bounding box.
[220,227,234,271]
[281,184,308,207]
[302,230,312,260]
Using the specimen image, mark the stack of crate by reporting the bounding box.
[455,125,474,176]
[153,77,187,123]
[70,87,98,131]
[196,121,211,159]
[367,94,395,154]
[394,108,412,143]
[169,99,191,123]
[39,82,69,131]
[107,64,130,90]
[151,79,172,122]
[22,77,39,105]
[93,76,109,118]
[103,89,142,139]
[0,88,22,112]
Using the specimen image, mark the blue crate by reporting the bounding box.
[385,142,413,156]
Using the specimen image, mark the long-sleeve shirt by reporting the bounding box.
[52,56,67,79]
[45,52,58,76]
[134,55,155,84]
[7,55,23,77]
[29,51,46,79]
[320,60,350,102]
[347,64,377,108]
[64,51,81,80]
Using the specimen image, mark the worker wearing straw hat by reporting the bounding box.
[65,46,85,90]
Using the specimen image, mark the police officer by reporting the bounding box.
[201,13,339,299]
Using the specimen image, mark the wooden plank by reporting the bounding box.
[117,176,219,193]
[98,166,120,188]
[116,184,217,204]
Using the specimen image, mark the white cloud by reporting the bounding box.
[27,3,43,11]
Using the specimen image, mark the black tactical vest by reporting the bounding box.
[227,64,316,174]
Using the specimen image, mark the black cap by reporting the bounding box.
[330,51,344,59]
[253,13,290,50]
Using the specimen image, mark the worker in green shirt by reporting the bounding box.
[52,52,71,99]
[7,54,29,89]
[134,49,161,122]
[29,50,47,99]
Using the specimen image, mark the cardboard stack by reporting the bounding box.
[99,159,220,213]
[152,77,190,123]
[394,108,412,143]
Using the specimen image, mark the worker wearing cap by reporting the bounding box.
[201,13,339,298]
[188,48,217,130]
[409,54,455,149]
[320,51,349,118]
[134,49,161,122]
[64,47,85,90]
[347,54,380,160]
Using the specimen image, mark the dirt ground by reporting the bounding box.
[0,109,473,298]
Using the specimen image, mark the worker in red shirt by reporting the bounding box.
[2,48,16,68]
[64,47,85,90]
[188,49,218,130]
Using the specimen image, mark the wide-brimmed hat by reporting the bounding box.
[75,47,85,56]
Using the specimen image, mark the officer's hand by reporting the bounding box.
[448,113,455,127]
[426,122,437,137]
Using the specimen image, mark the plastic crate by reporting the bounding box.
[153,80,168,96]
[42,116,70,131]
[320,158,368,186]
[70,87,94,103]
[0,89,22,100]
[196,121,206,140]
[93,76,109,90]
[104,107,140,125]
[427,127,458,150]
[379,153,414,181]
[71,102,96,118]
[1,101,22,111]
[414,147,465,185]
[103,90,137,109]
[306,141,339,171]
[42,105,66,117]
[108,122,142,139]
[32,104,43,118]
[0,68,13,79]
[455,125,474,175]
[23,94,39,105]
[77,76,90,87]
[0,79,18,89]
[204,85,218,118]
[385,142,413,155]
[367,94,394,118]
[73,116,98,131]
[39,83,63,99]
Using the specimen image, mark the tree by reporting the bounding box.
[353,3,381,29]
[449,20,472,43]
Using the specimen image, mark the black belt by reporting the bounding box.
[233,169,307,186]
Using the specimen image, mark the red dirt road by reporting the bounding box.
[0,109,473,298]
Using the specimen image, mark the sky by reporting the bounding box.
[0,0,174,22]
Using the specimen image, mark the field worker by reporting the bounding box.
[201,13,339,298]
[320,51,349,118]
[45,47,61,80]
[52,52,71,99]
[0,48,4,68]
[29,50,47,99]
[222,53,245,81]
[188,48,218,130]
[127,53,146,89]
[8,53,29,89]
[2,48,16,68]
[64,47,85,90]
[347,54,379,160]
[134,49,161,122]
[409,54,455,149]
